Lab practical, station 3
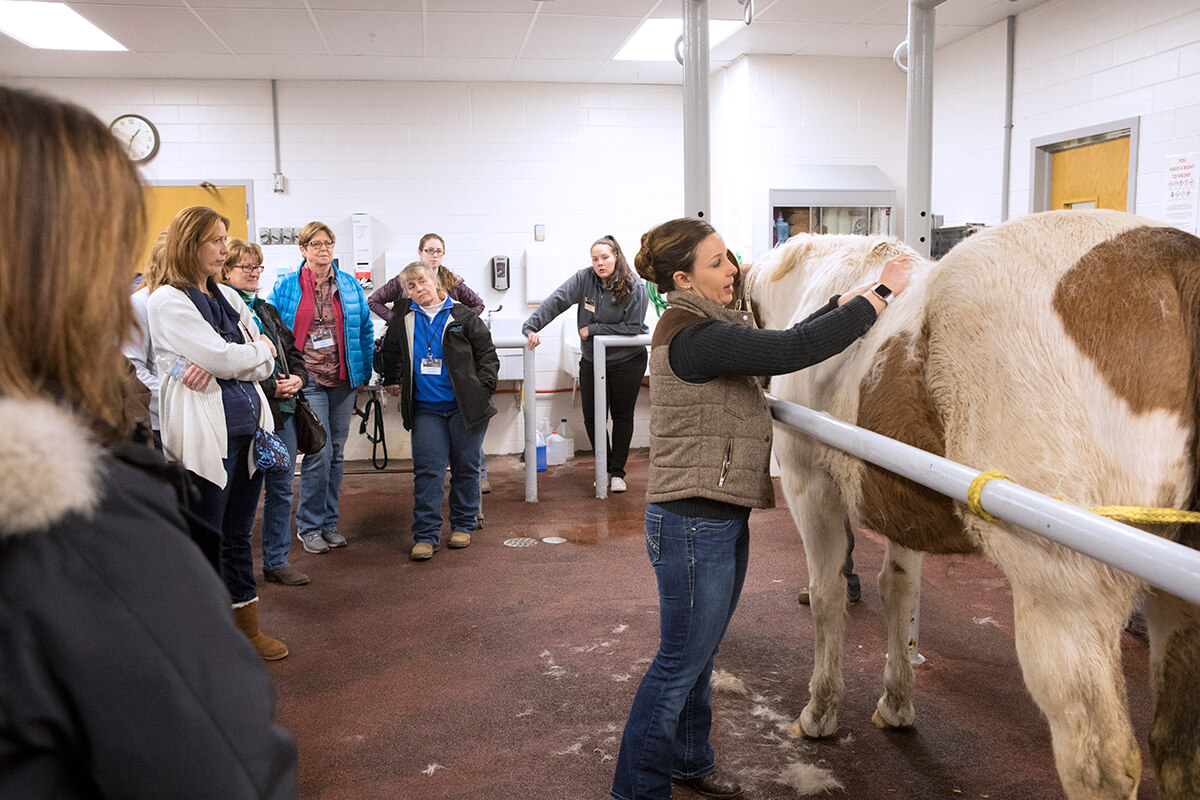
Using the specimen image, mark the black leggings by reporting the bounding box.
[578,348,647,479]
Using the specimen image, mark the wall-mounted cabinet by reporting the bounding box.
[769,165,896,249]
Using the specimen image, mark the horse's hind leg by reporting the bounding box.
[872,540,922,730]
[1007,564,1140,800]
[782,469,849,739]
[1143,587,1200,799]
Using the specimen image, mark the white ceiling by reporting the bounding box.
[0,0,1048,84]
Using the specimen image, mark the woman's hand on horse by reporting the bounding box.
[880,254,913,295]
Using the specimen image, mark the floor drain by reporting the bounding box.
[542,536,567,544]
[503,537,539,547]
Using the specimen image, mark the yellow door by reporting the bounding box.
[1050,136,1129,211]
[138,183,249,273]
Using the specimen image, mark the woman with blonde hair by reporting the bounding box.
[223,238,312,586]
[0,86,297,797]
[124,229,168,448]
[147,205,290,660]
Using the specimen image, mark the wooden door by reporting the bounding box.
[138,183,250,272]
[1050,136,1130,211]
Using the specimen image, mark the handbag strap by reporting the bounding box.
[235,381,262,426]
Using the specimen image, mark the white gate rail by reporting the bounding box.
[592,334,653,498]
[766,394,1200,607]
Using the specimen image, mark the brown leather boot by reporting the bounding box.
[232,600,289,661]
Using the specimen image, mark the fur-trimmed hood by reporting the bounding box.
[0,397,103,538]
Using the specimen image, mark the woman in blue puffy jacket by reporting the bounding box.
[271,222,374,556]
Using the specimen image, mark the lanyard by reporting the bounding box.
[416,304,452,359]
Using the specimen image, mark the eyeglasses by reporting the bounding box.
[235,264,264,273]
[421,248,445,256]
[306,240,335,250]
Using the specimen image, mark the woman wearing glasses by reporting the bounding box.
[270,222,374,556]
[147,206,290,661]
[224,239,311,587]
[368,233,485,321]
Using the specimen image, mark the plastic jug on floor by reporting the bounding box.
[536,430,547,472]
[547,430,567,466]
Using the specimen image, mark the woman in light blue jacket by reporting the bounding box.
[271,221,374,556]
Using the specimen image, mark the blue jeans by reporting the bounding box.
[191,434,265,605]
[411,405,486,544]
[261,414,298,571]
[296,383,356,537]
[611,505,750,800]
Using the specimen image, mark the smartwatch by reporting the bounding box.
[870,283,893,305]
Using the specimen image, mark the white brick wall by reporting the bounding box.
[711,55,909,262]
[933,0,1200,227]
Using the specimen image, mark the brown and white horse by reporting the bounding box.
[745,209,1200,800]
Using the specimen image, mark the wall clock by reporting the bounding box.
[109,114,160,164]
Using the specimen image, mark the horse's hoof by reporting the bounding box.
[794,707,837,739]
[872,707,915,730]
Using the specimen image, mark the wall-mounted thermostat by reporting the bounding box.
[490,255,509,291]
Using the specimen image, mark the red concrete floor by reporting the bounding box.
[253,451,1159,800]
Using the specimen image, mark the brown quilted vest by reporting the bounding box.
[647,292,774,509]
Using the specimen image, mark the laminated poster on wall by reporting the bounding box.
[1164,152,1199,234]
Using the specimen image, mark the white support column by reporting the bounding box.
[682,0,711,221]
[903,0,945,258]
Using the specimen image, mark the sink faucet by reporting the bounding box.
[486,304,503,329]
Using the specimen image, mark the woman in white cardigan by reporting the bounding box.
[147,205,288,661]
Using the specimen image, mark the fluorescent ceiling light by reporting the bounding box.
[0,1,126,51]
[615,18,742,61]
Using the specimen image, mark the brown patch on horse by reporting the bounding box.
[1053,226,1200,417]
[856,330,977,555]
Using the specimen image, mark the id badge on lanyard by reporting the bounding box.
[311,327,335,349]
[421,357,443,375]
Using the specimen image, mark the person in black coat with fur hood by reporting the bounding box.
[380,261,498,562]
[0,86,297,799]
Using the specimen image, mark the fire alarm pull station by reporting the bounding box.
[490,255,509,291]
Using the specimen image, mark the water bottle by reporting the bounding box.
[774,210,789,246]
[559,418,574,459]
[535,429,547,472]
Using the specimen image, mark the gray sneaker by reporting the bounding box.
[321,529,347,548]
[300,532,330,554]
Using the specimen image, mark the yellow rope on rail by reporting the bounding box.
[965,469,1200,525]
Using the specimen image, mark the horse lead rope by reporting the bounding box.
[966,469,1200,525]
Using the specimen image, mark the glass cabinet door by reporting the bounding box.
[774,205,891,245]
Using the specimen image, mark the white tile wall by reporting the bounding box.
[933,0,1200,227]
[710,55,909,262]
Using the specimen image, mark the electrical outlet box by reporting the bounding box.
[269,228,282,245]
[259,228,271,245]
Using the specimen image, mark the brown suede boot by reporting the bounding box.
[232,600,289,661]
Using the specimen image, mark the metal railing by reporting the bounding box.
[766,394,1200,608]
[487,335,540,502]
[592,334,653,498]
